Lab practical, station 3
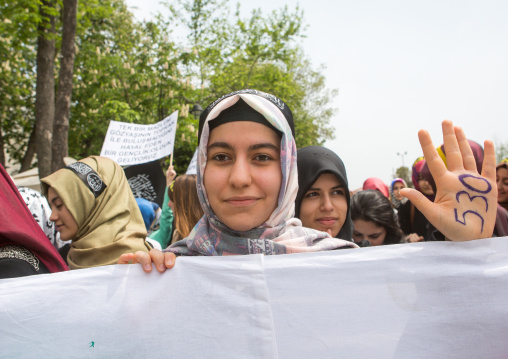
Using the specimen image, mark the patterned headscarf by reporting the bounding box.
[165,90,358,256]
[41,156,151,269]
[390,178,408,208]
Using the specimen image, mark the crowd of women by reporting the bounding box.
[0,89,505,278]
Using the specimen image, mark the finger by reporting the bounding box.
[164,252,176,269]
[134,251,154,273]
[441,120,463,172]
[149,249,167,273]
[400,188,438,225]
[454,126,476,172]
[117,253,135,264]
[481,140,496,182]
[418,129,447,181]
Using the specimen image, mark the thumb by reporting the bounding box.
[326,228,333,237]
[400,188,437,226]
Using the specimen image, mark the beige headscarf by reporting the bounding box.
[41,156,150,269]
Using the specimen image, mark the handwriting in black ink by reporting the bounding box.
[454,209,484,233]
[458,174,492,194]
[456,191,489,212]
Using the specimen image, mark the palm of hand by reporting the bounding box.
[430,170,497,240]
[401,120,497,241]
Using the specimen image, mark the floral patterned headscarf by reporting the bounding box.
[165,90,358,256]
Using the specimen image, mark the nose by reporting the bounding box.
[49,209,58,222]
[320,194,334,212]
[228,157,252,188]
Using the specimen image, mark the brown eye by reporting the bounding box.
[211,154,230,161]
[305,191,319,198]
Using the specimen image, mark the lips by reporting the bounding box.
[225,196,259,207]
[317,217,338,226]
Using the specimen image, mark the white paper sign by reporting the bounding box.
[1,237,508,358]
[100,111,178,165]
[185,148,198,175]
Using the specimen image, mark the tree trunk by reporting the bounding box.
[0,124,5,168]
[52,0,78,172]
[20,125,37,173]
[35,0,56,179]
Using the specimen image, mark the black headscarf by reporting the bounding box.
[295,146,353,241]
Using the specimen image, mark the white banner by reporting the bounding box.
[185,148,198,175]
[1,237,508,358]
[100,111,178,165]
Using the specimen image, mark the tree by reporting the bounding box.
[3,0,338,177]
[496,141,508,163]
[35,0,57,178]
[52,0,78,172]
[394,166,411,188]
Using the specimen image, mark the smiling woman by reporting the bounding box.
[118,89,358,270]
[295,146,353,241]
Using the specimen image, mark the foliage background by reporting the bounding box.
[1,0,337,175]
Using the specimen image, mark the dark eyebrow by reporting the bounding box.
[207,142,280,152]
[307,184,345,192]
[249,143,280,152]
[208,142,233,151]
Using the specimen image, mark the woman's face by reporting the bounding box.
[352,219,387,246]
[48,187,79,241]
[393,181,405,200]
[299,173,348,237]
[497,167,508,203]
[203,121,282,232]
[418,176,434,196]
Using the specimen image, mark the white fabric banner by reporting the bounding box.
[100,111,178,166]
[1,237,508,358]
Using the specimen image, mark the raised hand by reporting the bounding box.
[401,120,497,241]
[117,249,176,273]
[166,166,177,188]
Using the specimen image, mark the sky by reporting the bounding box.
[125,0,508,189]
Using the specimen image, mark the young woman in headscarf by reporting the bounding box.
[41,156,151,269]
[294,146,353,242]
[118,89,358,271]
[0,164,68,278]
[120,95,498,271]
[390,178,408,210]
[497,159,508,212]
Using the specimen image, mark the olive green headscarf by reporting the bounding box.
[41,156,150,269]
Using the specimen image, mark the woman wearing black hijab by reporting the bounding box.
[295,146,357,243]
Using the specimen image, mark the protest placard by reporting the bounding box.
[100,111,178,166]
[185,148,198,175]
[124,160,166,207]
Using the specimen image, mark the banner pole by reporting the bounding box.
[170,153,173,167]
